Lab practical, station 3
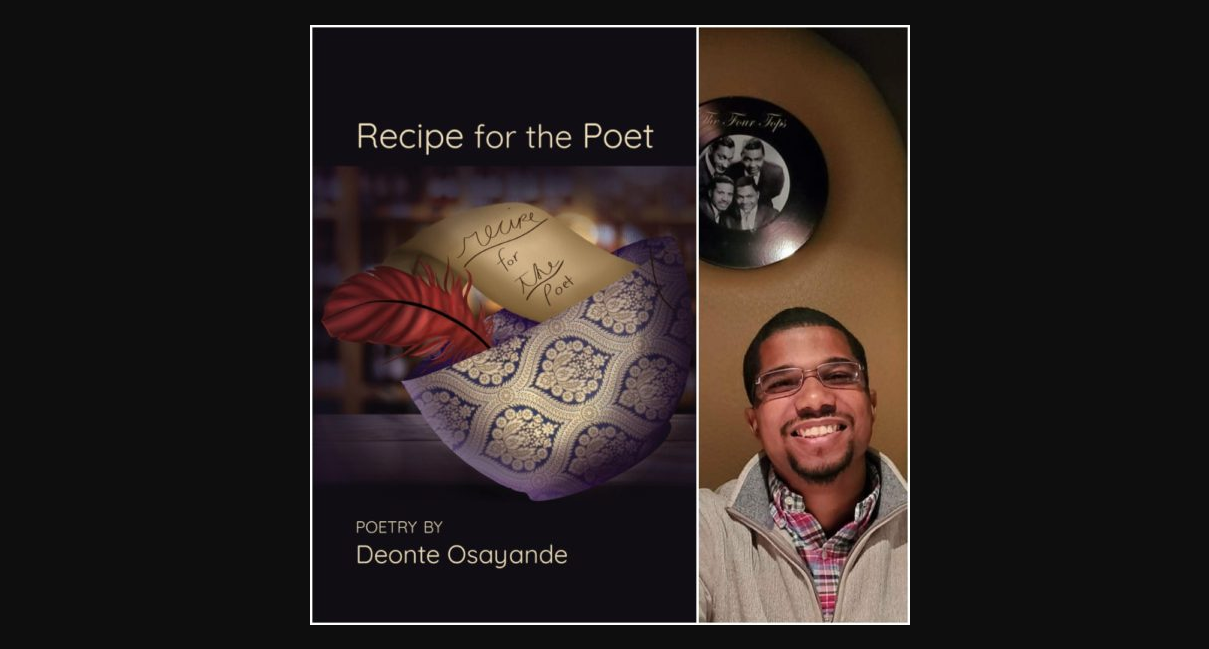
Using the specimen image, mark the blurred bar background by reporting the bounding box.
[313,166,696,414]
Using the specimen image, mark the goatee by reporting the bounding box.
[788,441,855,485]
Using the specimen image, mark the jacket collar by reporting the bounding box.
[728,449,908,529]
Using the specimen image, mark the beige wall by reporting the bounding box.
[699,29,907,488]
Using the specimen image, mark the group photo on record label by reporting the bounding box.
[698,96,828,270]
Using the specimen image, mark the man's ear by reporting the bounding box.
[869,388,878,422]
[745,407,759,439]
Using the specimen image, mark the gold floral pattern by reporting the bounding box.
[452,337,524,386]
[568,425,643,484]
[488,311,536,344]
[402,236,693,500]
[485,407,559,472]
[618,356,681,421]
[416,390,476,448]
[655,242,682,265]
[585,273,655,334]
[534,338,608,403]
[671,296,693,341]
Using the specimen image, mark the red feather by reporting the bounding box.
[322,260,493,367]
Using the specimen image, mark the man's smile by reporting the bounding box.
[783,417,849,439]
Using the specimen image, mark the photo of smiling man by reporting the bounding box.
[697,26,907,624]
[698,308,907,622]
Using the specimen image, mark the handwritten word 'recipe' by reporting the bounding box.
[456,211,547,267]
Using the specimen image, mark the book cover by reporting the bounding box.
[311,27,697,622]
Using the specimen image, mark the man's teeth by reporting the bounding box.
[793,424,841,438]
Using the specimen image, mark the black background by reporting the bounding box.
[314,485,693,622]
[162,25,998,625]
[313,28,695,166]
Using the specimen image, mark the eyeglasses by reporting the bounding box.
[753,362,866,402]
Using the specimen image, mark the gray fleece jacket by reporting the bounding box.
[699,450,908,622]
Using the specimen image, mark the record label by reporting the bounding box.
[698,97,828,269]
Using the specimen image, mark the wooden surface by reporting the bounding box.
[314,414,695,485]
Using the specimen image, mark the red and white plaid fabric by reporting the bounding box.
[768,460,881,622]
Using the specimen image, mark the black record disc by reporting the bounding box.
[698,96,828,269]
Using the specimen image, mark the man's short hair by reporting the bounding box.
[707,174,734,194]
[743,138,766,154]
[742,307,869,404]
[710,136,735,153]
[734,175,758,192]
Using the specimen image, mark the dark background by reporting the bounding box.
[313,415,695,622]
[314,483,692,622]
[814,28,907,145]
[313,28,696,166]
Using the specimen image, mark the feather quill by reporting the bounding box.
[322,260,493,369]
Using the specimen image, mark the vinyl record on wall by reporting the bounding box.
[698,96,828,269]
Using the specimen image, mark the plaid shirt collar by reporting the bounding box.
[768,457,881,621]
[768,457,881,544]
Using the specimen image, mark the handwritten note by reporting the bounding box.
[383,203,637,322]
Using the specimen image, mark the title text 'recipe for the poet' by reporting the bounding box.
[358,122,654,155]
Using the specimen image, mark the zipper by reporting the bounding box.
[728,503,907,622]
[726,508,824,621]
[831,504,907,621]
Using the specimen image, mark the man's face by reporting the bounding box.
[742,147,765,176]
[710,183,733,211]
[736,185,759,212]
[711,146,733,170]
[745,326,876,486]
